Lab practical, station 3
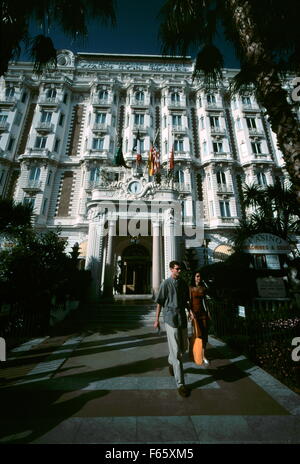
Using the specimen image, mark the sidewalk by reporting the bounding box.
[0,301,299,444]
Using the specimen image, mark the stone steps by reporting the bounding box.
[83,300,157,326]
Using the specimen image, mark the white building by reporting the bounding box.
[0,50,290,298]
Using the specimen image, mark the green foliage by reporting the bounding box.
[159,0,300,78]
[231,182,300,249]
[0,227,91,311]
[0,198,33,233]
[200,252,257,304]
[0,0,116,76]
[158,0,300,193]
[30,35,57,75]
[0,199,91,310]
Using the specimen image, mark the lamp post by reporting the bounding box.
[202,238,210,265]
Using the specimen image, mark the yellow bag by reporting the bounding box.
[192,319,203,365]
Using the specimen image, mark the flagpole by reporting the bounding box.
[167,123,170,175]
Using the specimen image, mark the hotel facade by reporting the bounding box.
[0,50,292,297]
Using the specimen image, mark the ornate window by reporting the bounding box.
[98,90,108,101]
[135,91,144,101]
[219,201,231,217]
[171,92,180,103]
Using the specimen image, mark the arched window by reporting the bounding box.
[5,87,15,98]
[207,94,216,104]
[175,169,184,184]
[99,90,108,101]
[217,171,226,185]
[90,167,100,182]
[92,137,104,150]
[257,172,267,186]
[174,139,183,152]
[46,88,56,99]
[171,92,180,103]
[135,91,144,101]
[29,167,40,182]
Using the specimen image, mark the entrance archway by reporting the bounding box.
[120,244,151,294]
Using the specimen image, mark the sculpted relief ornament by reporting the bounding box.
[87,206,105,222]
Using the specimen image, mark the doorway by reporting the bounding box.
[120,244,151,294]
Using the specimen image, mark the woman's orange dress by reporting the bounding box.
[189,285,209,346]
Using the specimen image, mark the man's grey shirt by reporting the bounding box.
[155,277,190,328]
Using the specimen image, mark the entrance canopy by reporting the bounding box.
[242,233,291,254]
[213,244,234,261]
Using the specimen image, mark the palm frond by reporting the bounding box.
[228,65,257,97]
[242,183,265,208]
[192,44,223,85]
[158,0,218,57]
[30,34,57,74]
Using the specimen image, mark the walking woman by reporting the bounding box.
[189,270,210,365]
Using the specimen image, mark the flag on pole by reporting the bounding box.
[152,134,160,175]
[133,130,142,164]
[114,138,129,168]
[168,143,174,171]
[148,145,154,176]
[152,145,160,175]
[148,130,160,176]
[168,125,174,173]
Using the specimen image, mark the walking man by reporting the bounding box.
[154,261,194,397]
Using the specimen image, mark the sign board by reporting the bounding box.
[265,254,281,270]
[256,277,287,298]
[0,337,6,362]
[242,233,290,255]
[238,306,246,318]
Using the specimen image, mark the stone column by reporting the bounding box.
[85,208,105,300]
[103,220,116,298]
[152,220,161,296]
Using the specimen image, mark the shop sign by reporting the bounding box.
[242,233,290,254]
[256,277,287,298]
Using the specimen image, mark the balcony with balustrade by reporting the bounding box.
[241,152,274,166]
[173,151,192,162]
[216,183,234,194]
[132,124,148,134]
[172,125,187,135]
[0,96,17,109]
[242,102,260,113]
[38,97,61,108]
[0,121,9,132]
[91,96,113,107]
[201,151,234,166]
[167,99,186,109]
[218,216,239,225]
[173,182,191,193]
[248,128,265,137]
[22,180,42,193]
[130,97,150,108]
[210,126,226,136]
[18,148,54,161]
[205,102,224,111]
[81,149,111,162]
[35,122,54,133]
[92,123,110,133]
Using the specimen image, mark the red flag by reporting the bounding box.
[133,130,142,164]
[148,146,154,175]
[169,145,174,171]
[152,144,160,174]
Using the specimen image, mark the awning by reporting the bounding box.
[213,244,234,261]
